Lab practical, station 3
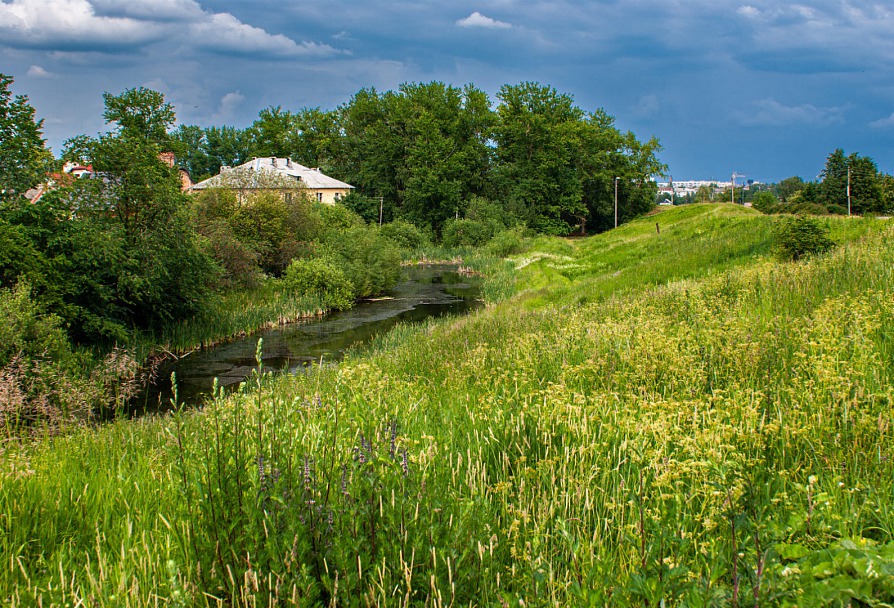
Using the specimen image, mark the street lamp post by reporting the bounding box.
[614,176,619,229]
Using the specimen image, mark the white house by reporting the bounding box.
[189,157,353,204]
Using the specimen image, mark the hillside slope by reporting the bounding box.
[3,206,893,606]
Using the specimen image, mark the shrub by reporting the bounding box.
[317,202,364,233]
[283,257,355,311]
[787,201,830,216]
[464,196,512,231]
[0,281,70,367]
[322,225,402,298]
[485,226,528,258]
[773,215,834,261]
[826,204,849,215]
[379,220,430,251]
[441,219,494,248]
[751,191,780,214]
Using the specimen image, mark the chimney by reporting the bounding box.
[159,151,176,167]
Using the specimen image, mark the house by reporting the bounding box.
[24,162,95,203]
[159,151,195,192]
[188,157,353,204]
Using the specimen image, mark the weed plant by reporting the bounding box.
[2,205,893,606]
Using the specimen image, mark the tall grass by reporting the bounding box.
[132,282,326,358]
[2,206,893,606]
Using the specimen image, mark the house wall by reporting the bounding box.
[316,188,351,204]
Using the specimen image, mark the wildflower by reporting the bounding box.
[401,448,409,476]
[303,456,312,492]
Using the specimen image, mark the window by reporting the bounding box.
[316,192,323,202]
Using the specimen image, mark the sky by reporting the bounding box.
[1,0,892,183]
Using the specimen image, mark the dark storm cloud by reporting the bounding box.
[1,0,891,180]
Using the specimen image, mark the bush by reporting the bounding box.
[0,281,70,367]
[773,215,834,261]
[321,224,401,299]
[826,204,849,215]
[484,226,528,258]
[751,191,779,214]
[379,220,430,251]
[283,257,355,311]
[317,203,364,233]
[441,219,494,248]
[786,202,829,216]
[465,196,512,231]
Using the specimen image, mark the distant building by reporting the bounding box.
[189,157,353,204]
[159,151,194,191]
[24,162,95,203]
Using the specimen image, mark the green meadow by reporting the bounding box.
[2,204,893,606]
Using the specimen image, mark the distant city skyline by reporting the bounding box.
[2,0,892,183]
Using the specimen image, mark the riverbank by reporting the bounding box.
[4,206,892,606]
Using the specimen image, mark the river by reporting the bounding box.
[132,264,481,413]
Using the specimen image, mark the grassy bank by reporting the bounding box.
[2,205,893,606]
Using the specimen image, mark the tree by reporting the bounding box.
[0,73,53,204]
[775,176,804,202]
[493,82,662,234]
[170,124,250,182]
[493,82,587,234]
[337,83,495,234]
[819,149,884,214]
[55,88,218,339]
[102,87,175,146]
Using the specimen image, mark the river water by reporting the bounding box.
[132,265,481,413]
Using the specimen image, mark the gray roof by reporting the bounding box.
[190,157,353,191]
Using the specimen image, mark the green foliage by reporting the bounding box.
[378,219,430,251]
[0,282,70,367]
[340,191,388,224]
[494,83,663,235]
[102,87,176,146]
[283,257,355,310]
[767,539,894,606]
[773,215,835,261]
[338,83,495,234]
[441,218,494,248]
[819,149,886,214]
[0,73,53,204]
[484,226,529,258]
[776,175,805,202]
[321,224,401,299]
[464,195,511,232]
[317,202,364,233]
[751,191,779,214]
[2,206,894,604]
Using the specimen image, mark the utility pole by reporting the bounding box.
[614,176,619,229]
[847,164,852,216]
[378,197,384,227]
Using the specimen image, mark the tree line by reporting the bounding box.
[172,81,665,236]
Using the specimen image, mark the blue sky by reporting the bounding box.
[2,0,892,182]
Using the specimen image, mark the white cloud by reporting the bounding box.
[190,12,344,57]
[456,11,512,29]
[0,0,164,48]
[0,0,346,58]
[27,64,52,78]
[736,5,761,18]
[211,91,245,123]
[741,98,846,126]
[869,111,894,129]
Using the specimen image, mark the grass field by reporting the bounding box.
[2,204,893,606]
